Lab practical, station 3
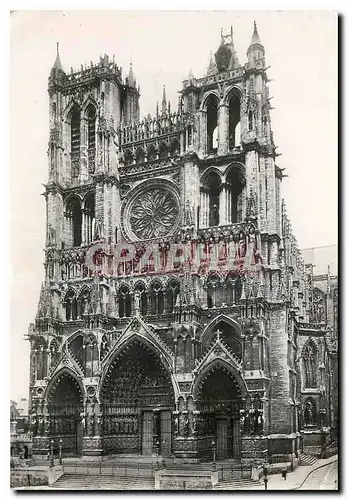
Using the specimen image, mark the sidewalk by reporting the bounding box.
[255,455,338,491]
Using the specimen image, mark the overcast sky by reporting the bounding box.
[10,10,337,401]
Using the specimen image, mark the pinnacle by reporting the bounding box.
[251,20,261,45]
[52,42,64,71]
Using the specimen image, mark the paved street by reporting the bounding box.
[263,457,338,491]
[298,461,338,490]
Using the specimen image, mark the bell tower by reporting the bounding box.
[45,50,125,261]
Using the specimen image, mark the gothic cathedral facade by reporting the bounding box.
[28,24,338,464]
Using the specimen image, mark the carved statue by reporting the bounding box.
[48,225,56,246]
[183,413,190,437]
[236,232,246,268]
[174,415,179,435]
[247,225,262,265]
[210,204,219,227]
[87,414,95,437]
[304,400,316,426]
[134,292,141,312]
[119,419,125,434]
[240,413,245,434]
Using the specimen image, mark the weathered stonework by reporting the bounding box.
[28,24,338,466]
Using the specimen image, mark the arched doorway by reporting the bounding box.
[195,364,243,460]
[46,372,84,456]
[100,338,175,457]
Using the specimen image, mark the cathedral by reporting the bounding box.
[28,23,338,466]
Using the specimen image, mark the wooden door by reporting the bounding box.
[142,411,153,456]
[160,410,172,457]
[216,419,228,459]
[232,418,241,458]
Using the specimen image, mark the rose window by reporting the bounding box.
[129,187,179,239]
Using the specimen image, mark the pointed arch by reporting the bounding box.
[200,166,223,185]
[223,85,243,103]
[99,331,178,400]
[201,91,220,110]
[201,314,242,345]
[226,87,241,150]
[204,93,219,154]
[43,368,85,453]
[223,161,246,179]
[193,358,247,400]
[63,99,81,121]
[44,366,85,404]
[302,338,318,388]
[82,96,98,117]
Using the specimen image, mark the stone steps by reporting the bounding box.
[53,474,155,490]
[299,453,317,466]
[214,478,262,490]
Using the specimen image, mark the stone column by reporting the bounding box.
[218,103,229,155]
[219,184,226,226]
[200,189,204,227]
[199,109,207,156]
[204,191,209,227]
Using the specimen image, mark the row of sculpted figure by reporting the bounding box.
[32,414,77,436]
[102,416,139,435]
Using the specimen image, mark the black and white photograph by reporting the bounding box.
[9,9,338,491]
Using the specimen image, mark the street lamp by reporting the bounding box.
[155,439,160,470]
[211,440,216,472]
[50,439,54,467]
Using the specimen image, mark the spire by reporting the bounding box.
[127,62,136,87]
[247,20,265,59]
[161,85,167,114]
[251,21,261,45]
[52,42,63,71]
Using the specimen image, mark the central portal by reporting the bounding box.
[196,365,242,459]
[101,339,175,456]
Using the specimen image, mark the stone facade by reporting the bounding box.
[27,25,338,464]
